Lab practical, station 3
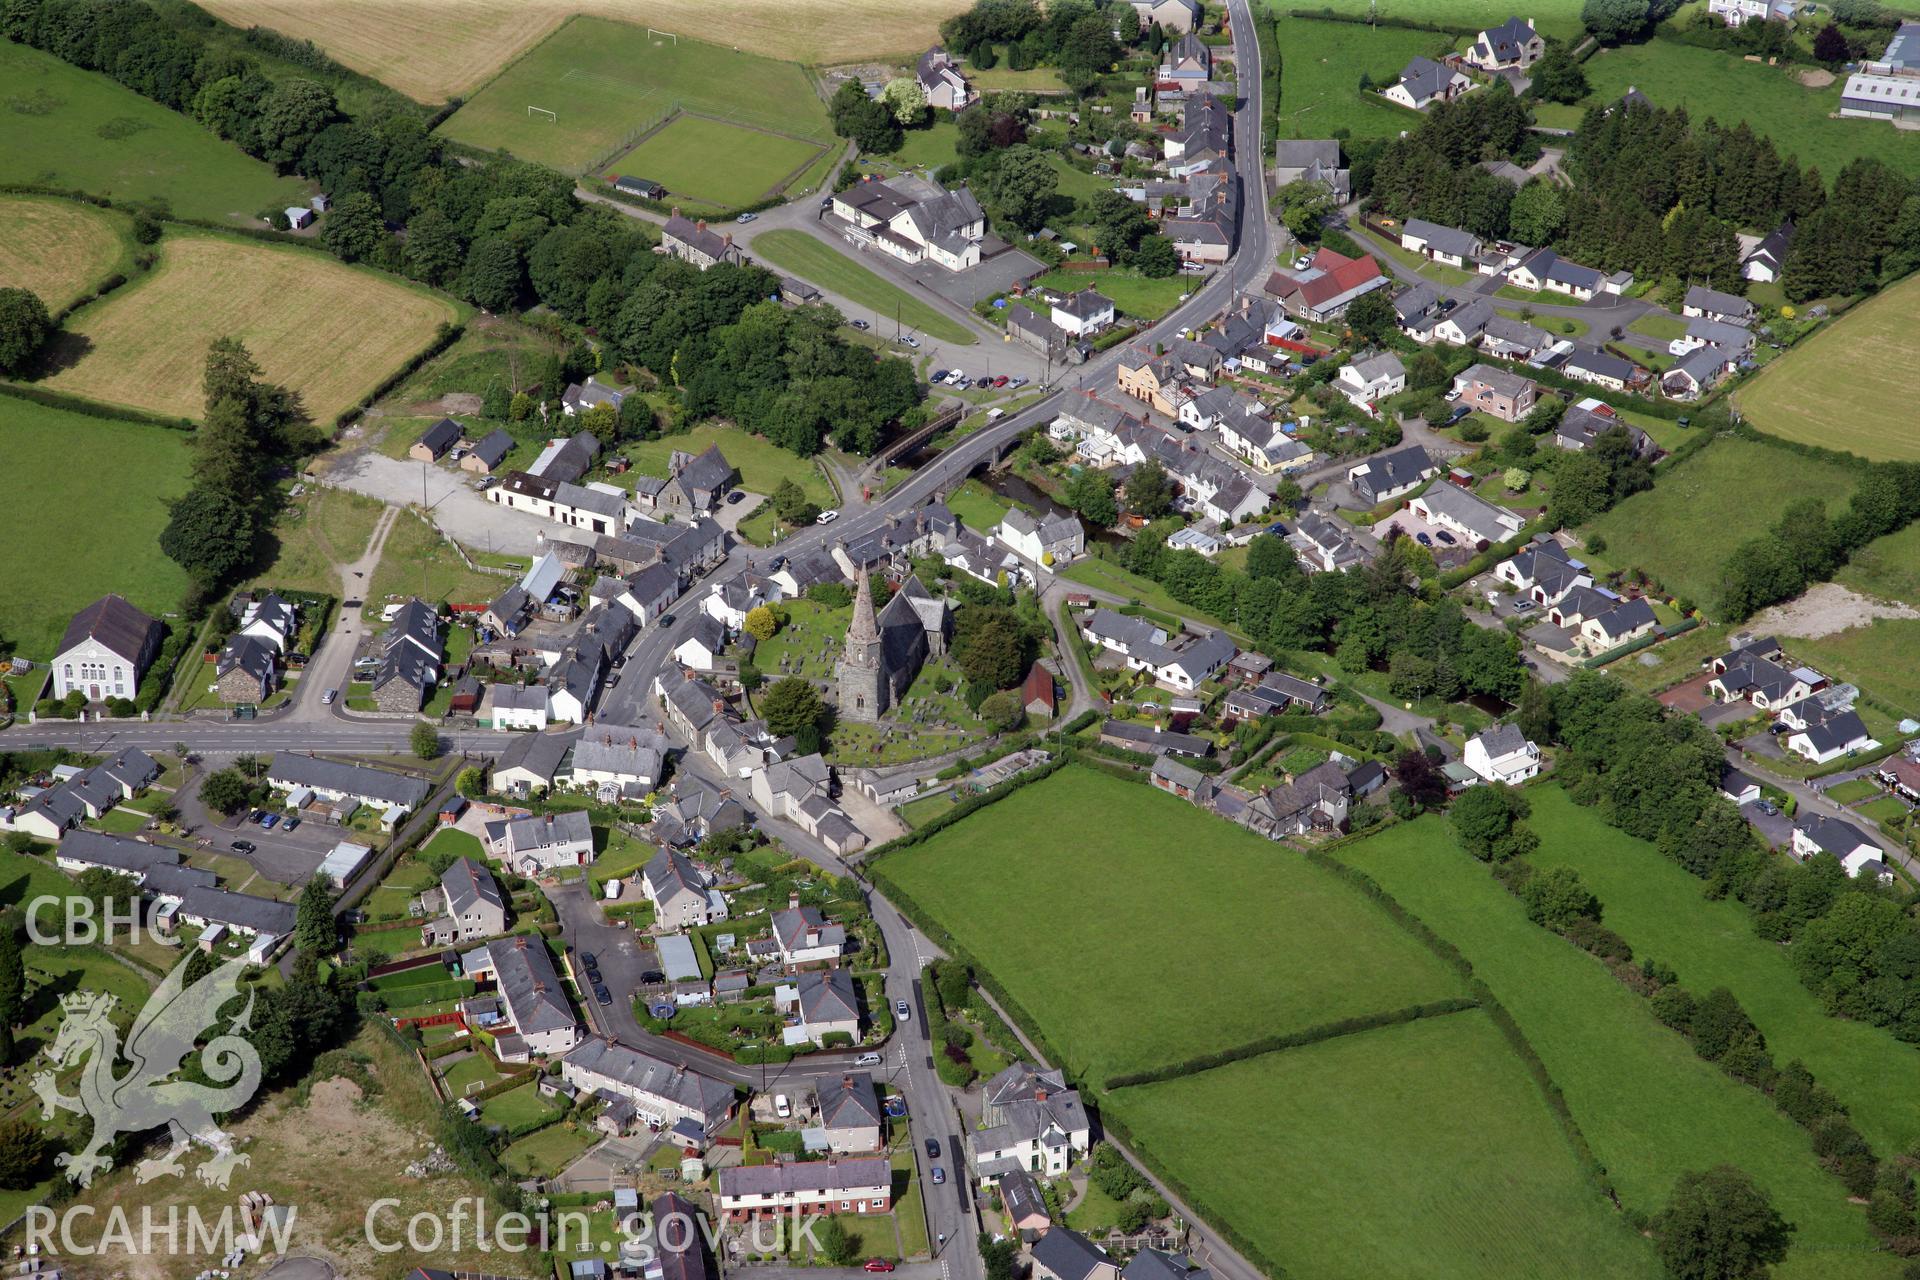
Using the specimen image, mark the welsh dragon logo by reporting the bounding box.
[32,954,262,1188]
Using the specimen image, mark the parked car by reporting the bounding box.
[321,688,338,705]
[821,196,834,209]
[974,377,992,388]
[1008,375,1028,388]
[992,375,1009,388]
[260,813,280,829]
[639,970,666,985]
[230,840,256,854]
[816,509,840,524]
[863,1261,897,1273]
[659,614,676,627]
[283,816,300,831]
[1292,254,1312,270]
[775,1094,792,1119]
[1758,800,1780,816]
[896,998,911,1021]
[1513,599,1537,613]
[727,490,745,504]
[931,1167,946,1185]
[1444,405,1472,425]
[581,951,597,968]
[930,369,949,383]
[593,985,612,1007]
[899,335,920,348]
[924,1137,939,1158]
[1435,530,1457,545]
[1416,532,1433,546]
[736,212,757,223]
[855,1051,884,1067]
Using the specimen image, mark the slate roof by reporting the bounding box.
[1349,443,1434,497]
[418,417,461,455]
[442,857,503,920]
[818,1071,882,1131]
[1397,55,1459,102]
[468,428,514,469]
[562,1036,735,1125]
[58,594,159,665]
[180,886,296,936]
[1796,812,1876,856]
[720,1155,890,1198]
[1470,722,1531,758]
[1683,285,1754,321]
[794,968,859,1024]
[267,755,430,808]
[1031,1228,1112,1280]
[1403,218,1480,259]
[476,935,575,1036]
[56,829,179,875]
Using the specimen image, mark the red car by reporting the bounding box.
[863,1262,897,1273]
[992,375,1009,388]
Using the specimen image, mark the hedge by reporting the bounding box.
[1287,6,1479,34]
[335,319,465,427]
[582,178,789,225]
[0,379,193,431]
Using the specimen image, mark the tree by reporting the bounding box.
[1273,180,1338,242]
[816,1215,861,1267]
[320,192,386,262]
[977,145,1058,234]
[0,927,22,1028]
[1528,45,1590,103]
[1344,289,1397,342]
[743,606,778,642]
[1133,233,1180,278]
[1813,23,1849,63]
[762,677,826,738]
[456,766,487,799]
[981,1234,1019,1280]
[0,1120,46,1191]
[954,611,1029,690]
[1450,784,1531,860]
[1125,458,1175,518]
[1396,749,1447,810]
[1065,469,1119,527]
[1653,1166,1793,1280]
[881,77,929,126]
[772,478,820,526]
[198,767,253,815]
[0,288,52,374]
[160,488,254,586]
[1582,0,1652,41]
[256,78,337,167]
[295,874,336,955]
[580,401,619,448]
[1523,866,1601,931]
[410,721,441,760]
[978,689,1026,732]
[404,207,465,286]
[1507,181,1567,244]
[195,397,264,505]
[461,236,524,311]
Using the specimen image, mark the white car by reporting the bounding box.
[945,370,968,386]
[774,1094,791,1118]
[1293,254,1312,270]
[816,509,840,524]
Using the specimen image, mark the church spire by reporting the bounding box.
[848,565,879,647]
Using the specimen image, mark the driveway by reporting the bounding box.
[324,451,555,555]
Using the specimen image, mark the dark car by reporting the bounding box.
[726,490,745,504]
[974,376,992,388]
[594,985,613,1007]
[924,1138,940,1158]
[1445,405,1472,425]
[282,816,300,831]
[639,970,666,985]
[1416,532,1433,546]
[1435,530,1457,546]
[659,613,675,626]
[230,840,256,854]
[582,952,598,968]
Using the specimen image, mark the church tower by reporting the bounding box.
[836,566,887,723]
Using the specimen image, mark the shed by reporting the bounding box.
[285,206,314,230]
[657,933,704,983]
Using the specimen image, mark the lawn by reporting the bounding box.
[943,478,1011,532]
[0,397,192,658]
[1110,1010,1656,1280]
[623,423,833,505]
[366,511,510,610]
[887,118,962,175]
[438,17,832,174]
[1797,620,1920,722]
[1062,556,1241,637]
[253,487,386,595]
[1583,436,1858,612]
[1601,622,1730,693]
[423,828,486,862]
[896,792,957,829]
[1628,310,1688,343]
[499,1121,597,1176]
[1501,306,1586,340]
[1837,520,1920,607]
[1028,268,1193,321]
[1577,40,1920,182]
[1337,818,1887,1277]
[0,42,310,223]
[1270,16,1460,141]
[1356,227,1474,287]
[1737,272,1920,463]
[47,230,460,425]
[587,827,654,895]
[0,195,127,311]
[608,113,825,209]
[751,230,976,345]
[479,1082,562,1128]
[1522,786,1920,1156]
[877,766,1470,1082]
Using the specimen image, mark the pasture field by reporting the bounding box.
[1797,619,1920,721]
[0,196,127,311]
[438,18,831,176]
[1838,520,1920,606]
[1110,1011,1657,1280]
[46,231,460,424]
[1263,0,1587,39]
[1737,273,1920,463]
[1338,819,1890,1278]
[0,42,309,223]
[1576,41,1920,181]
[876,766,1470,1082]
[609,114,825,210]
[1583,437,1858,610]
[0,398,191,659]
[1523,786,1920,1155]
[192,0,969,104]
[749,230,977,345]
[1271,17,1463,140]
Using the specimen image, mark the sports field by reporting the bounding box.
[1583,436,1859,610]
[0,398,191,659]
[0,42,310,224]
[47,231,460,424]
[438,18,831,176]
[1338,819,1890,1279]
[1737,274,1920,462]
[877,767,1470,1082]
[610,114,825,210]
[1272,16,1461,140]
[751,231,977,346]
[0,196,126,311]
[1110,1011,1657,1279]
[193,0,969,105]
[1521,786,1920,1156]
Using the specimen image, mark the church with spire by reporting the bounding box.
[835,566,952,722]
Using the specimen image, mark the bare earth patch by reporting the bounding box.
[1798,67,1835,87]
[1745,581,1920,639]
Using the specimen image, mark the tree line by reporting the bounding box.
[1718,453,1920,621]
[938,0,1127,95]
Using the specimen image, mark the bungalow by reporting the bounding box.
[491,728,578,797]
[1783,703,1876,765]
[266,755,430,817]
[55,829,180,878]
[1224,670,1330,719]
[1383,56,1472,110]
[52,594,162,702]
[1463,723,1541,784]
[1720,764,1762,807]
[1150,756,1217,805]
[174,887,296,942]
[461,428,515,474]
[1576,595,1659,655]
[1265,246,1388,322]
[1508,248,1607,300]
[1100,719,1212,759]
[1400,219,1483,269]
[409,417,462,462]
[561,377,627,419]
[1743,223,1794,284]
[1670,315,1755,358]
[1496,538,1592,606]
[716,1156,890,1222]
[1879,753,1920,803]
[1708,636,1819,711]
[1465,16,1544,70]
[1710,0,1797,23]
[1348,444,1436,506]
[1554,401,1653,455]
[1791,815,1891,881]
[1663,346,1736,401]
[1334,351,1406,414]
[1450,363,1538,423]
[1682,285,1756,326]
[466,936,581,1056]
[1406,483,1525,548]
[1558,346,1640,393]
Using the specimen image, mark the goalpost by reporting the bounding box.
[527,105,557,123]
[646,27,678,44]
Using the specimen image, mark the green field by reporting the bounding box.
[1263,0,1587,39]
[365,511,510,610]
[1577,41,1920,181]
[750,230,976,345]
[0,41,309,223]
[1029,268,1192,321]
[1797,620,1920,721]
[611,113,826,210]
[1338,819,1889,1278]
[878,767,1469,1082]
[1738,273,1920,463]
[1838,520,1920,606]
[1271,16,1460,140]
[439,17,831,175]
[624,423,832,505]
[1111,1011,1656,1279]
[1523,786,1920,1155]
[0,398,192,658]
[1583,437,1858,610]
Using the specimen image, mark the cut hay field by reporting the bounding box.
[610,114,825,210]
[438,17,831,176]
[46,231,460,424]
[194,0,969,105]
[0,398,191,659]
[1582,436,1859,611]
[1338,818,1892,1280]
[1109,1011,1657,1279]
[1271,16,1457,140]
[876,767,1470,1084]
[0,196,126,311]
[1521,787,1920,1156]
[0,42,309,224]
[1737,273,1920,463]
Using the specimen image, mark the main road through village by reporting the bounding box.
[10,5,1277,1276]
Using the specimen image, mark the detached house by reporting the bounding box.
[1451,363,1538,422]
[1406,483,1525,548]
[427,857,507,945]
[1792,815,1891,881]
[1273,139,1350,202]
[490,809,595,875]
[1681,285,1756,326]
[771,900,846,970]
[775,968,861,1046]
[1782,702,1876,765]
[213,635,276,705]
[1400,219,1483,269]
[916,46,975,110]
[1383,56,1472,110]
[997,509,1085,565]
[1335,351,1406,414]
[1496,537,1592,606]
[1708,636,1820,711]
[1466,16,1544,70]
[1347,444,1436,506]
[1463,723,1540,784]
[52,594,161,703]
[818,1072,884,1153]
[642,848,722,927]
[662,214,745,270]
[971,1062,1091,1182]
[1265,246,1388,322]
[1744,223,1794,284]
[1032,1231,1120,1280]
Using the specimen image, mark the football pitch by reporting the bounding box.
[437,16,832,177]
[608,114,826,210]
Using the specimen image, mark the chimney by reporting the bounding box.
[1035,1088,1048,1102]
[789,891,801,911]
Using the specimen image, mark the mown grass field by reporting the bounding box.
[47,231,459,424]
[878,766,1470,1082]
[0,42,309,223]
[0,196,127,311]
[1270,17,1460,141]
[1838,520,1920,606]
[439,18,831,175]
[0,398,191,658]
[1523,786,1920,1155]
[1583,437,1858,610]
[1797,620,1920,722]
[365,511,507,610]
[1338,818,1889,1279]
[1737,273,1920,463]
[1029,268,1192,321]
[1110,1010,1657,1279]
[750,230,977,345]
[610,114,825,209]
[624,424,833,505]
[194,0,969,104]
